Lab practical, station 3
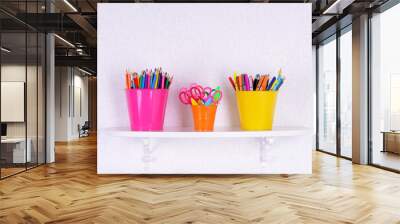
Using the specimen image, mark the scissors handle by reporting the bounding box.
[203,87,212,96]
[179,85,222,105]
[211,90,222,104]
[178,89,191,104]
[189,85,204,100]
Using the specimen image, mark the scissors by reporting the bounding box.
[179,84,206,104]
[203,87,222,106]
[178,88,192,104]
[179,84,222,105]
[189,84,206,101]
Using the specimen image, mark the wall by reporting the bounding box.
[1,65,42,138]
[98,3,313,130]
[97,3,313,174]
[55,66,69,141]
[55,67,89,141]
[1,63,46,165]
[1,65,25,138]
[72,72,89,138]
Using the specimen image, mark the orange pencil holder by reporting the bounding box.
[191,104,217,132]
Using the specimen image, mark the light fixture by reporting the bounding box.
[76,48,85,55]
[54,34,75,48]
[1,47,11,53]
[78,67,93,76]
[63,0,78,12]
[322,0,354,15]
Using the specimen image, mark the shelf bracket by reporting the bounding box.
[142,138,155,170]
[260,137,274,166]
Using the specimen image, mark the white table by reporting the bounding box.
[1,138,31,163]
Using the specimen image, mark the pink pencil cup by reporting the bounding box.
[125,89,169,131]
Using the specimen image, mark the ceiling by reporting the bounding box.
[0,0,391,74]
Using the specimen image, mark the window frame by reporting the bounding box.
[316,24,353,160]
[367,0,400,173]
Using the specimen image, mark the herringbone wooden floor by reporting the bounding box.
[1,135,400,224]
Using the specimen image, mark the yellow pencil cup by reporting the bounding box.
[236,91,278,131]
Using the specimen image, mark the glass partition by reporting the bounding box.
[1,31,28,177]
[316,26,353,159]
[0,1,46,179]
[317,36,337,154]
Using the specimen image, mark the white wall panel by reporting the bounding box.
[98,3,313,174]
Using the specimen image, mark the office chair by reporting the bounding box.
[79,121,90,138]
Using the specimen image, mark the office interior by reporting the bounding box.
[0,1,97,179]
[0,0,400,222]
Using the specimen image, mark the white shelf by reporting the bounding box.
[103,126,311,138]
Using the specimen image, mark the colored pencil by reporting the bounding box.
[228,77,236,91]
[267,76,276,90]
[161,75,165,89]
[238,75,243,91]
[253,74,259,91]
[249,75,253,91]
[227,70,285,92]
[261,75,268,90]
[264,75,270,90]
[124,68,173,90]
[244,74,249,91]
[125,72,130,89]
[257,75,264,90]
[275,78,285,90]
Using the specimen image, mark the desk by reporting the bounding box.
[382,131,400,154]
[1,138,31,163]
